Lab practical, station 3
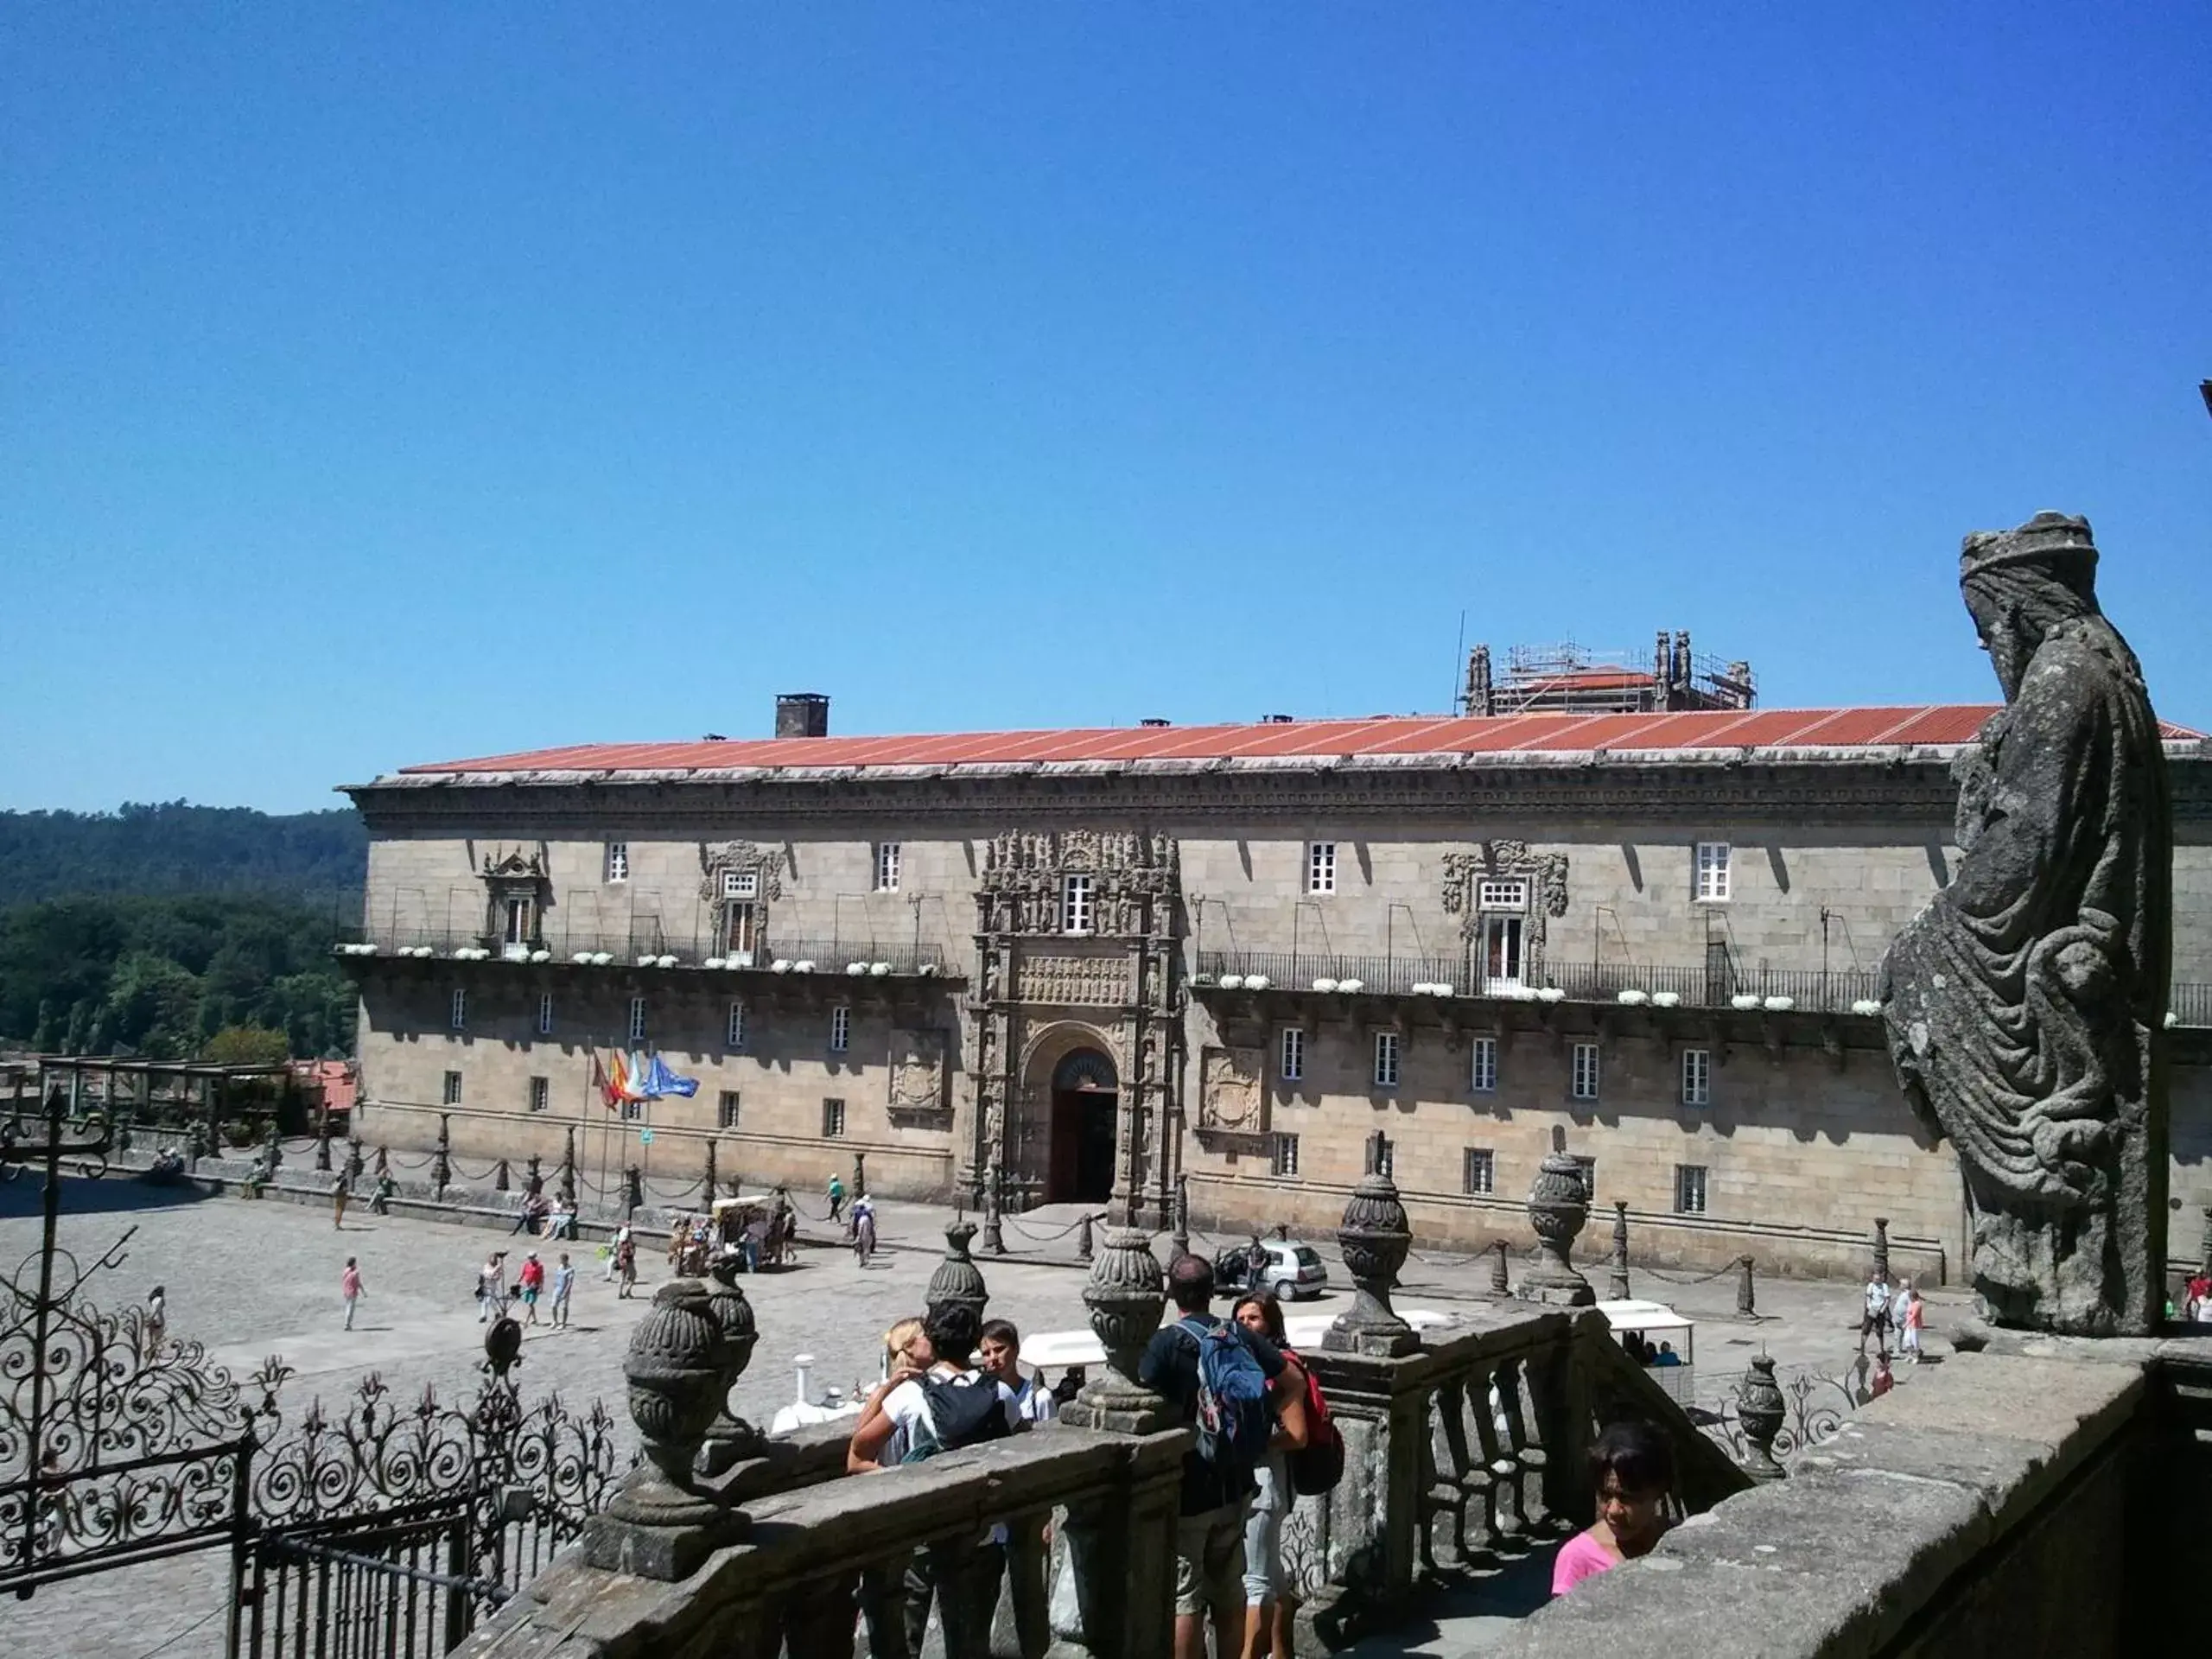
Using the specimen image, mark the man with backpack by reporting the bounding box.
[1138,1253,1300,1659]
[845,1304,1023,1657]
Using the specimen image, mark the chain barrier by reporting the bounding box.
[1001,1211,1107,1244]
[1637,1260,1745,1287]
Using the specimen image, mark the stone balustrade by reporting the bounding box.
[451,1137,1751,1659]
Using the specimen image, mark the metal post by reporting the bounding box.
[1872,1216,1891,1283]
[1077,1211,1094,1262]
[852,1150,867,1200]
[494,1157,511,1192]
[982,1166,1006,1255]
[433,1114,451,1193]
[624,1164,643,1217]
[559,1125,576,1204]
[1609,1200,1630,1301]
[1736,1254,1757,1317]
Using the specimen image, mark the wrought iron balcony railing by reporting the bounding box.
[334,925,950,979]
[1195,950,2212,1027]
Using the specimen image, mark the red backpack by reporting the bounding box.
[1283,1347,1344,1496]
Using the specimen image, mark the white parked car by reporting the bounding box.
[1217,1239,1331,1301]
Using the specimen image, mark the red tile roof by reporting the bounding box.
[387,706,2205,780]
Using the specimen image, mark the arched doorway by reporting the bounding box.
[1048,1048,1119,1205]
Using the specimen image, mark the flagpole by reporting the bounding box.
[600,1032,611,1222]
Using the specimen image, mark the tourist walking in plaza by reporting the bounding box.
[477,1251,506,1323]
[517,1251,545,1326]
[604,1224,627,1283]
[340,1257,365,1331]
[614,1230,637,1299]
[143,1284,167,1357]
[1859,1268,1891,1355]
[1896,1281,1924,1363]
[1551,1421,1675,1595]
[550,1252,575,1329]
[1140,1252,1294,1659]
[332,1173,349,1230]
[827,1171,845,1224]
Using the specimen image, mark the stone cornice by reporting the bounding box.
[344,754,2209,836]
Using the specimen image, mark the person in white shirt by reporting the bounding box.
[980,1319,1054,1656]
[846,1306,1021,1656]
[1859,1269,1891,1355]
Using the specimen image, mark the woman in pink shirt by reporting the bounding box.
[1551,1421,1675,1596]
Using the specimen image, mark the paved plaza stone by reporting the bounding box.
[2,1174,1968,1657]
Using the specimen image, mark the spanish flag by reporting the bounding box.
[596,1048,630,1110]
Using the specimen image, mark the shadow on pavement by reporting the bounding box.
[0,1169,217,1221]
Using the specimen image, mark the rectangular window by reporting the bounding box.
[1306,842,1337,894]
[718,1090,741,1129]
[1573,1155,1598,1199]
[619,1096,643,1122]
[875,842,901,893]
[1372,1031,1400,1089]
[627,996,647,1045]
[449,988,467,1031]
[442,1070,462,1105]
[727,1001,747,1050]
[1675,1164,1709,1215]
[1570,1041,1600,1101]
[1471,1035,1498,1093]
[1695,841,1732,902]
[537,993,554,1037]
[1477,877,1529,911]
[502,895,536,948]
[723,901,760,962]
[1463,1147,1496,1196]
[1278,1027,1305,1083]
[605,842,630,884]
[1366,1135,1395,1178]
[1062,873,1094,934]
[1271,1133,1300,1177]
[527,1076,549,1114]
[830,1005,851,1053]
[822,1097,847,1138]
[1478,915,1524,989]
[721,868,760,900]
[1681,1047,1713,1107]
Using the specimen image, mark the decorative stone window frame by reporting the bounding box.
[1372,1029,1402,1090]
[1271,1132,1300,1177]
[1277,1026,1306,1084]
[699,841,785,961]
[480,848,550,954]
[1441,840,1570,986]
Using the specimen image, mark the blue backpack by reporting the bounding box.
[1177,1316,1272,1478]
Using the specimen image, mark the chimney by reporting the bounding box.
[774,693,830,739]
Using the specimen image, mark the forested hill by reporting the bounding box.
[0,804,366,906]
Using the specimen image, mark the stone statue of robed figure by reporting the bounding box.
[1882,512,2171,1336]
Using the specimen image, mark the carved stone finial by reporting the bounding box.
[926,1220,988,1323]
[1736,1355,1788,1482]
[1518,1128,1594,1306]
[697,1251,762,1474]
[1324,1156,1417,1357]
[1069,1227,1168,1432]
[590,1280,743,1577]
[1882,513,2170,1335]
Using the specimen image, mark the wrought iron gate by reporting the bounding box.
[234,1499,486,1659]
[3,1098,618,1656]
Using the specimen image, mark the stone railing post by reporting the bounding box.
[1297,1339,1440,1646]
[1736,1254,1758,1317]
[558,1126,576,1204]
[702,1138,717,1203]
[1491,1236,1511,1295]
[344,1135,364,1184]
[1872,1215,1891,1283]
[582,1279,745,1580]
[624,1163,644,1217]
[1518,1127,1594,1306]
[524,1150,542,1194]
[1053,1226,1179,1659]
[493,1157,510,1193]
[431,1115,451,1193]
[1325,1135,1416,1357]
[314,1110,332,1172]
[1608,1199,1630,1301]
[1736,1354,1789,1481]
[374,1143,389,1178]
[927,1219,988,1323]
[1077,1210,1095,1262]
[851,1149,867,1199]
[697,1251,761,1477]
[264,1119,283,1176]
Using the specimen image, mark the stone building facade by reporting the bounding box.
[341,702,2212,1281]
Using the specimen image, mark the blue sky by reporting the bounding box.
[4,5,2208,812]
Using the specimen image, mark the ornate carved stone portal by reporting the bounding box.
[969,830,1181,1226]
[1880,512,2171,1336]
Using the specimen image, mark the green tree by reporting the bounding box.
[201,1025,291,1067]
